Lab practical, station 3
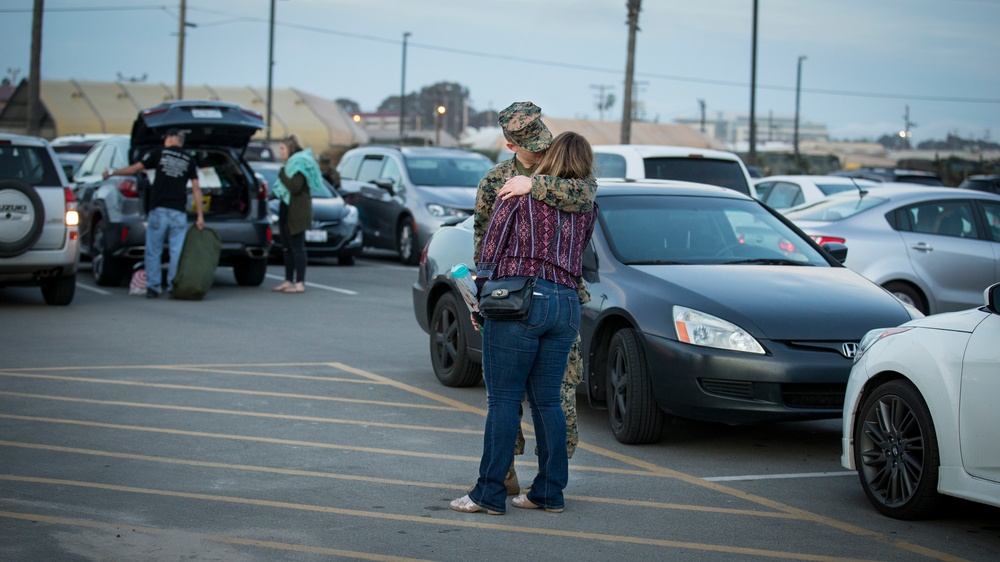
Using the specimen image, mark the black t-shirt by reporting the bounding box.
[141,147,198,212]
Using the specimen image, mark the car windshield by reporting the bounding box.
[403,156,492,187]
[784,195,887,221]
[598,194,830,266]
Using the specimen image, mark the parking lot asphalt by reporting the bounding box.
[1,257,997,561]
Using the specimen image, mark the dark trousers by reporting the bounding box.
[279,203,307,283]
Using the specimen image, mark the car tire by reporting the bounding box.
[605,328,667,444]
[338,254,355,266]
[882,281,927,315]
[41,273,76,306]
[233,258,267,286]
[853,379,941,520]
[0,179,45,258]
[397,218,419,265]
[429,292,482,387]
[91,219,126,286]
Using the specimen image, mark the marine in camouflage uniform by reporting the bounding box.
[473,102,595,474]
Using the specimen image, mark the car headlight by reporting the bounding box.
[343,204,359,224]
[426,203,469,218]
[853,326,912,363]
[673,306,765,354]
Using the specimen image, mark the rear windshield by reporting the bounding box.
[0,144,63,186]
[784,195,888,221]
[403,156,492,187]
[644,157,750,195]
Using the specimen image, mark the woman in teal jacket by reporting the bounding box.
[271,134,318,293]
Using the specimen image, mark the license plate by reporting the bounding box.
[191,108,223,119]
[305,229,327,243]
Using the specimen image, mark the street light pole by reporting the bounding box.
[748,0,758,166]
[399,32,411,143]
[793,55,806,169]
[435,105,446,146]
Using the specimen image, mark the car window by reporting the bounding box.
[598,194,829,266]
[594,153,627,178]
[338,154,362,180]
[643,158,750,195]
[75,144,105,177]
[815,183,859,196]
[356,155,384,183]
[983,201,1000,242]
[904,201,976,238]
[762,181,803,209]
[754,182,774,200]
[0,144,62,186]
[785,195,888,221]
[403,156,491,187]
[381,157,404,189]
[92,145,115,177]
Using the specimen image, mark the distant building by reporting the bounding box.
[675,112,829,149]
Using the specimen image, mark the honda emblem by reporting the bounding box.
[841,342,859,359]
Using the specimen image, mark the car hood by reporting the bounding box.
[131,101,265,150]
[630,265,913,340]
[416,186,477,210]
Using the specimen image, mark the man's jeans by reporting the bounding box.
[470,278,579,513]
[145,207,189,293]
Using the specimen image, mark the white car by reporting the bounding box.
[841,282,1000,519]
[754,175,877,211]
[592,144,758,198]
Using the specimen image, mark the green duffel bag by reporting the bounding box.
[171,225,221,300]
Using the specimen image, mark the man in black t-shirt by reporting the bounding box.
[105,129,204,298]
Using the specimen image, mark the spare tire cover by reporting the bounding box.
[0,179,46,258]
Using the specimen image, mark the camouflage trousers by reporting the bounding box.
[513,334,582,459]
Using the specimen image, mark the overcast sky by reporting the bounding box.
[3,0,999,145]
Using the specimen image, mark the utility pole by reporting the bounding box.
[794,55,806,166]
[747,0,759,166]
[900,105,917,148]
[176,0,186,100]
[26,0,43,136]
[266,0,276,143]
[620,0,641,144]
[399,32,411,143]
[591,84,613,121]
[698,99,706,133]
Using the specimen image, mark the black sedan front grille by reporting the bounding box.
[781,384,847,408]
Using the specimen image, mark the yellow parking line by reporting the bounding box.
[0,372,456,411]
[0,476,882,561]
[0,510,428,561]
[0,391,483,436]
[0,440,791,517]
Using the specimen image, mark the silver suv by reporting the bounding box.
[0,134,80,305]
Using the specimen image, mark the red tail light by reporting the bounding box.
[266,226,273,244]
[810,235,845,245]
[778,238,796,253]
[116,179,139,198]
[258,177,268,200]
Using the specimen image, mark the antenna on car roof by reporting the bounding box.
[849,177,867,200]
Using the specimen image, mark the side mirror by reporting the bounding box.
[372,179,394,192]
[821,242,848,264]
[985,283,1000,314]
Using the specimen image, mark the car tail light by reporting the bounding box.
[266,226,273,244]
[242,108,264,120]
[419,242,429,265]
[778,238,796,253]
[258,177,268,200]
[116,179,139,198]
[141,107,169,118]
[64,187,79,227]
[810,235,845,245]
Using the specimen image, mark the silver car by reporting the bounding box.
[754,175,878,211]
[786,184,1000,314]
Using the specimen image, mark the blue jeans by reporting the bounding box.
[470,278,579,513]
[145,207,189,293]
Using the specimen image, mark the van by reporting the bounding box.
[592,144,758,198]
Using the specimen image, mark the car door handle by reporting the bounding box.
[910,242,933,252]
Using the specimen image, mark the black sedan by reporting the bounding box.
[412,181,922,444]
[251,161,363,265]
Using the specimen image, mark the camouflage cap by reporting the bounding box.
[498,101,553,153]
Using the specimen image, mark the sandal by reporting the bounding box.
[449,495,502,515]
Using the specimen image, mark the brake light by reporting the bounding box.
[258,177,268,200]
[117,179,139,198]
[810,235,845,245]
[266,226,273,244]
[64,187,79,227]
[241,108,264,120]
[120,227,129,243]
[141,107,169,118]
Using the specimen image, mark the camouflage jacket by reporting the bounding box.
[473,156,597,303]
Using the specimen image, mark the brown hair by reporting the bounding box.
[533,132,593,179]
[281,134,304,155]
